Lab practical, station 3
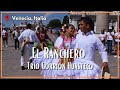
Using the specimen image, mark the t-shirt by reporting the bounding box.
[2,29,6,38]
[99,34,106,41]
[106,32,114,40]
[14,31,20,39]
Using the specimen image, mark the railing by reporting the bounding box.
[69,11,118,15]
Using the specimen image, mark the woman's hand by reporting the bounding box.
[102,62,108,68]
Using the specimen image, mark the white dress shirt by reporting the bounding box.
[18,29,40,43]
[75,31,108,62]
[78,29,82,34]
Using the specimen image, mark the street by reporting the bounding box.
[1,32,120,79]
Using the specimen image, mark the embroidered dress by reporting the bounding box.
[32,35,76,79]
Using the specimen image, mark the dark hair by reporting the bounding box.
[26,24,32,29]
[64,24,74,29]
[101,30,104,34]
[63,24,75,33]
[60,28,63,32]
[41,31,45,33]
[37,27,40,30]
[40,27,44,31]
[108,29,112,32]
[80,17,94,30]
[16,27,19,29]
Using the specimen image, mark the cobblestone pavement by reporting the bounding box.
[1,32,120,79]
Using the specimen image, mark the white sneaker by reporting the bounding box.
[6,45,8,47]
[114,55,117,58]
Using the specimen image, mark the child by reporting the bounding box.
[74,17,109,79]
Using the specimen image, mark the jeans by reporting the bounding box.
[107,40,112,53]
[15,38,19,49]
[2,37,6,47]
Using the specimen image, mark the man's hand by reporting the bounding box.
[25,40,30,44]
[54,46,59,52]
[102,62,108,68]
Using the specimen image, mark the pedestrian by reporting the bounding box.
[12,27,20,49]
[99,29,106,46]
[114,29,120,58]
[9,29,13,39]
[18,24,40,70]
[35,26,41,42]
[2,27,7,47]
[5,29,8,47]
[31,24,76,79]
[19,27,24,35]
[106,29,114,55]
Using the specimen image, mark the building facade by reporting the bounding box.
[69,11,119,33]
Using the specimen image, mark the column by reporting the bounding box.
[82,11,86,17]
[96,13,109,33]
[70,15,78,30]
[71,19,78,30]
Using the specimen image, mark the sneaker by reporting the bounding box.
[29,59,33,63]
[6,45,8,47]
[21,66,26,70]
[114,55,117,58]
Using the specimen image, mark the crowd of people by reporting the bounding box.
[2,16,120,79]
[98,28,120,58]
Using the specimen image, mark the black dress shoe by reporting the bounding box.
[21,66,25,70]
[29,59,33,63]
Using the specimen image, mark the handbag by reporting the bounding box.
[101,66,111,79]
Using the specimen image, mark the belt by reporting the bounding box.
[29,42,34,44]
[23,40,34,44]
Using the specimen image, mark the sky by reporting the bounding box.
[2,12,69,28]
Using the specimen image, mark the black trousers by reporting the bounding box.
[15,38,19,49]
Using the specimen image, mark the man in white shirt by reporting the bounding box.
[99,29,106,45]
[78,29,81,34]
[74,17,108,78]
[12,27,20,49]
[2,28,6,47]
[18,24,40,70]
[106,29,114,55]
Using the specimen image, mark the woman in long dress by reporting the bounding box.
[32,24,76,79]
